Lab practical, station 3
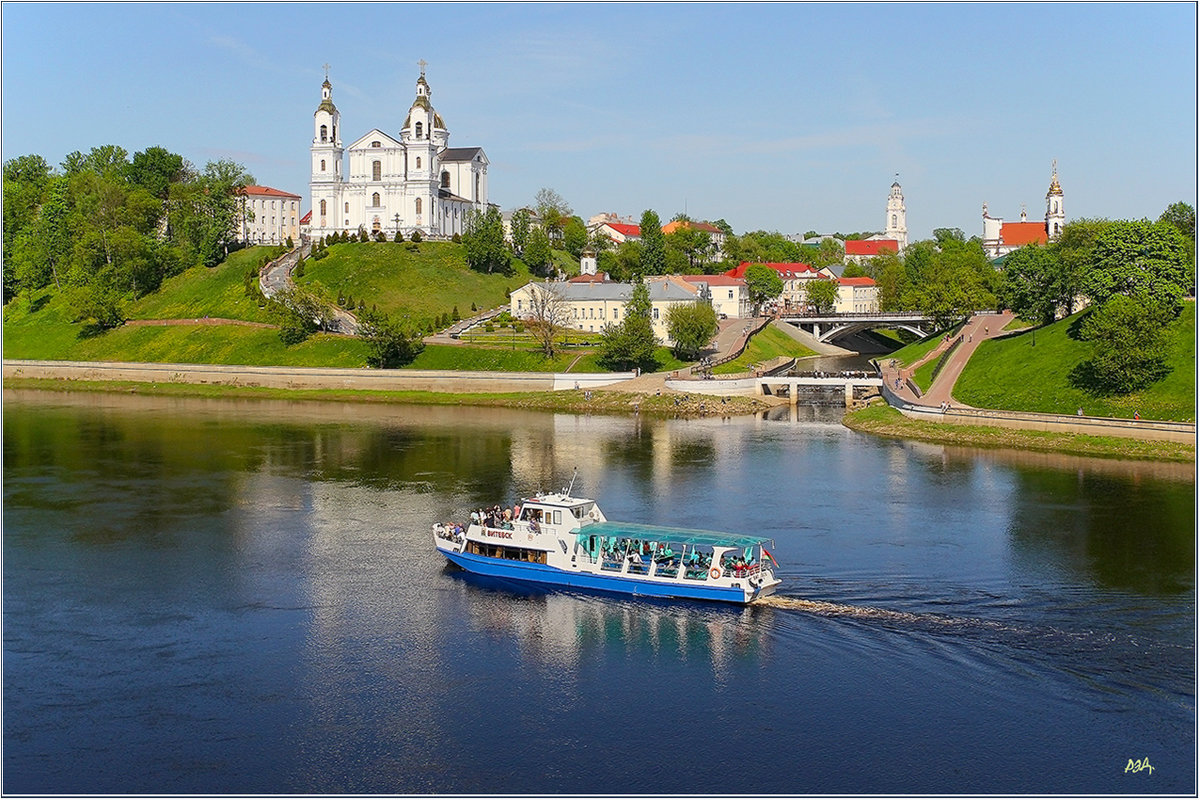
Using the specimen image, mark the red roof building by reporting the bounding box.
[844,239,898,257]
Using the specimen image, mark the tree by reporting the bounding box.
[598,240,641,282]
[900,238,996,327]
[871,249,907,311]
[534,187,571,240]
[639,209,666,275]
[563,215,589,259]
[597,279,659,371]
[463,206,511,274]
[1001,244,1062,325]
[357,307,425,368]
[1081,219,1191,310]
[271,287,334,345]
[1071,292,1174,395]
[665,301,719,360]
[3,154,52,299]
[742,263,783,314]
[126,146,186,200]
[1157,201,1195,246]
[521,280,572,358]
[803,278,840,313]
[510,208,532,256]
[665,222,714,271]
[523,227,553,275]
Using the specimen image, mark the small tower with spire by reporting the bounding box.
[400,60,446,235]
[1045,160,1065,241]
[311,64,344,235]
[885,175,908,250]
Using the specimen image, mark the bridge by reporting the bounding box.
[778,311,935,343]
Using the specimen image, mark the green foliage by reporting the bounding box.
[534,188,571,238]
[712,322,819,375]
[900,238,996,327]
[357,307,425,368]
[1001,244,1062,325]
[664,221,715,272]
[410,230,423,243]
[725,230,804,266]
[665,301,719,360]
[394,231,404,243]
[1071,293,1175,395]
[598,240,641,282]
[563,216,589,259]
[270,287,330,345]
[510,208,532,255]
[803,278,840,312]
[523,227,553,275]
[743,263,784,313]
[597,279,658,371]
[1081,219,1192,310]
[639,209,666,275]
[1157,201,1195,246]
[463,206,512,275]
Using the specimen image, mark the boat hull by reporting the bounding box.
[438,544,776,605]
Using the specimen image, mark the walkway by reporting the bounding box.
[260,242,361,335]
[879,312,1015,409]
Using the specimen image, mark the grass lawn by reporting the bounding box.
[714,323,818,375]
[127,246,278,323]
[297,241,544,328]
[954,303,1195,422]
[843,401,1194,462]
[886,322,964,368]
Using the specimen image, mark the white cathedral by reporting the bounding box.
[309,66,489,240]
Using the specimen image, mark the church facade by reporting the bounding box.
[981,164,1065,258]
[309,68,489,240]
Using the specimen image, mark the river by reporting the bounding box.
[3,389,1194,794]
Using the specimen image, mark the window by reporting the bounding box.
[372,161,381,181]
[891,214,897,227]
[475,174,480,201]
[319,199,326,215]
[372,141,381,148]
[344,202,349,213]
[320,125,328,142]
[653,308,659,320]
[613,308,619,320]
[415,122,423,139]
[415,198,422,215]
[372,192,380,206]
[441,171,450,188]
[320,159,326,171]
[416,157,422,169]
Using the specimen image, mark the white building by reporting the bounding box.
[834,277,880,313]
[884,178,908,250]
[680,274,750,319]
[236,185,302,245]
[309,66,488,241]
[510,279,700,345]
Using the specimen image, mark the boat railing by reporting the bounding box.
[723,563,764,579]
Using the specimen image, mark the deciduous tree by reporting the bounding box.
[742,263,783,314]
[598,279,658,371]
[639,209,666,275]
[665,301,718,361]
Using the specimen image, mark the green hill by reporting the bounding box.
[954,303,1195,421]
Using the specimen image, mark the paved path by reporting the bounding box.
[260,243,361,335]
[879,312,1015,408]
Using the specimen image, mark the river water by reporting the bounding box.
[3,390,1194,794]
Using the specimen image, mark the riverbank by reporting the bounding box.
[1,376,776,419]
[843,401,1196,463]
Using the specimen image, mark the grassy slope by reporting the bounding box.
[886,321,964,368]
[297,241,544,326]
[713,324,818,375]
[128,246,277,322]
[954,303,1195,421]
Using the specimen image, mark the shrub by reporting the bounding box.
[394,231,404,243]
[451,233,462,244]
[411,229,423,243]
[484,323,495,332]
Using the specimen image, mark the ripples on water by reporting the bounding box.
[2,391,1194,795]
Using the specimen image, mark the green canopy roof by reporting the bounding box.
[576,521,773,549]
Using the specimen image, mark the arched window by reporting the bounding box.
[372,192,380,207]
[891,214,897,227]
[415,198,422,215]
[320,125,328,142]
[441,171,450,188]
[415,122,423,139]
[320,159,326,171]
[344,202,349,213]
[319,199,327,215]
[372,161,381,181]
[475,174,480,201]
[371,141,381,148]
[416,157,422,170]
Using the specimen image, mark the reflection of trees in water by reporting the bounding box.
[1005,467,1194,595]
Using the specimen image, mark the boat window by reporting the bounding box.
[553,510,562,525]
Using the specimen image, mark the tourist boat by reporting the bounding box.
[432,487,782,604]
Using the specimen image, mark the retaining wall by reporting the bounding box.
[3,360,634,395]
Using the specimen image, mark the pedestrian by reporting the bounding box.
[1134,410,1140,421]
[1076,407,1083,416]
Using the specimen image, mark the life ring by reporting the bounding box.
[527,533,535,542]
[709,567,721,580]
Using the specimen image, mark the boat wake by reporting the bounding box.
[756,594,1012,632]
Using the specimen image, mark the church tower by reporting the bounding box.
[399,63,445,235]
[1045,160,1065,241]
[311,71,343,236]
[885,176,908,250]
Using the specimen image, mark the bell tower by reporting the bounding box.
[885,175,908,250]
[310,65,343,236]
[400,60,443,235]
[1045,160,1065,241]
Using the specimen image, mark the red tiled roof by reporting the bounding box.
[662,220,722,235]
[1000,222,1048,247]
[844,239,898,256]
[725,262,816,279]
[239,185,302,199]
[568,272,611,283]
[300,210,312,224]
[602,222,642,238]
[837,276,877,286]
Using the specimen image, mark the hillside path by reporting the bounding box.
[879,312,1015,408]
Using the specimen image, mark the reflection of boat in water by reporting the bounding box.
[433,490,782,604]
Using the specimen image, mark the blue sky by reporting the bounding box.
[3,3,1195,240]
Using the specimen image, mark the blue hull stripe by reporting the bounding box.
[441,548,752,604]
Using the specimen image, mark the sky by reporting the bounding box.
[2,2,1196,240]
